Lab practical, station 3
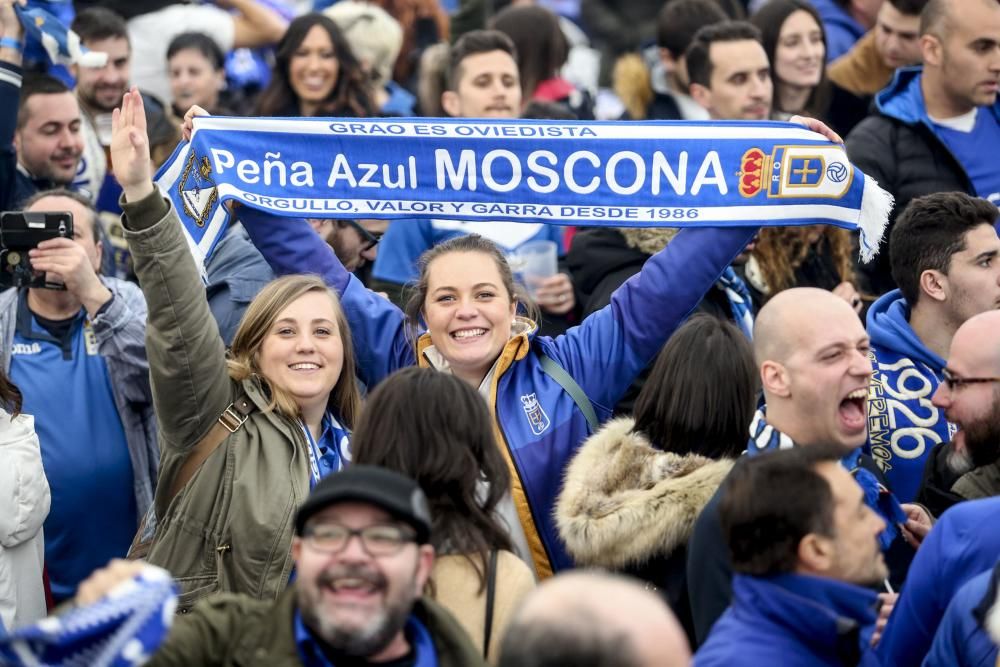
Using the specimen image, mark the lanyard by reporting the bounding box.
[301,418,328,488]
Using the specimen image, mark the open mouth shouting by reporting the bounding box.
[838,387,868,434]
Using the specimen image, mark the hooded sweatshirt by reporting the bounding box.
[810,0,866,62]
[865,290,955,503]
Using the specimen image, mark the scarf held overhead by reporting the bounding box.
[155,117,892,269]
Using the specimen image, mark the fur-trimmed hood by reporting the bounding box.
[556,417,733,569]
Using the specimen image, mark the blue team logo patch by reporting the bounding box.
[177,150,218,228]
[520,393,550,436]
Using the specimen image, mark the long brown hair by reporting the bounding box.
[752,225,854,295]
[227,275,360,427]
[255,13,374,118]
[350,367,513,592]
[0,367,22,416]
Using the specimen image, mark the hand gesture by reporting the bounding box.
[111,88,154,202]
[0,0,26,42]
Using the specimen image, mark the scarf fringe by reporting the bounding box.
[858,174,894,264]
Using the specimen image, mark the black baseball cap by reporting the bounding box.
[295,465,433,544]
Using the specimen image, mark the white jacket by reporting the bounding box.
[0,411,49,629]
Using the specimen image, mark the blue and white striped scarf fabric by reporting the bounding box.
[14,5,106,68]
[746,408,907,551]
[153,117,893,274]
[0,567,177,667]
[717,266,755,339]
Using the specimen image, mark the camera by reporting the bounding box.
[0,211,74,290]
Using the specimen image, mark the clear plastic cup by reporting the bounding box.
[515,240,558,300]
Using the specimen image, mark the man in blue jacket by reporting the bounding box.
[866,192,1000,503]
[877,496,1000,666]
[846,0,1000,295]
[694,445,888,666]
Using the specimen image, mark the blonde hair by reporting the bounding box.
[325,1,404,90]
[227,275,360,428]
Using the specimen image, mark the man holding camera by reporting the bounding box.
[0,187,155,603]
[0,0,85,211]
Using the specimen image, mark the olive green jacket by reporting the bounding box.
[122,191,310,611]
[150,589,488,667]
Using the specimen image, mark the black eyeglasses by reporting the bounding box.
[345,219,383,252]
[303,523,416,556]
[941,368,1000,391]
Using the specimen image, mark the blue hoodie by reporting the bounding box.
[865,290,954,503]
[877,496,1000,667]
[238,208,756,578]
[810,0,866,62]
[694,573,882,666]
[874,67,1000,200]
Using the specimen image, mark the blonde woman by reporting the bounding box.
[111,89,360,611]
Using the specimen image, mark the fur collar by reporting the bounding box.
[617,227,678,256]
[556,417,733,568]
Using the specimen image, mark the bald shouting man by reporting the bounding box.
[686,288,930,645]
[498,571,691,667]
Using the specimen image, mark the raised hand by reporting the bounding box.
[0,0,26,43]
[110,87,154,202]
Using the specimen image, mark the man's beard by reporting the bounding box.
[962,398,1000,469]
[298,563,417,658]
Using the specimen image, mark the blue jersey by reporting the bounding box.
[934,108,1000,206]
[8,297,137,600]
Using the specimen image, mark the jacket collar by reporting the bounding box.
[732,573,879,665]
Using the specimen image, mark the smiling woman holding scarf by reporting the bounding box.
[181,105,844,580]
[111,89,360,611]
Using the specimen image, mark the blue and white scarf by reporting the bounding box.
[14,5,106,68]
[0,567,177,667]
[717,266,755,339]
[747,408,907,551]
[153,117,893,273]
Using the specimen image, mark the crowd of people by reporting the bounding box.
[1,0,1000,664]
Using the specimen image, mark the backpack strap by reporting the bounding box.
[128,393,257,560]
[538,352,598,431]
[167,392,257,502]
[483,549,498,659]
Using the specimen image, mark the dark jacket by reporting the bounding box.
[148,588,487,667]
[918,442,1000,518]
[567,226,746,412]
[877,496,1000,667]
[694,574,882,666]
[846,68,987,295]
[556,417,734,645]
